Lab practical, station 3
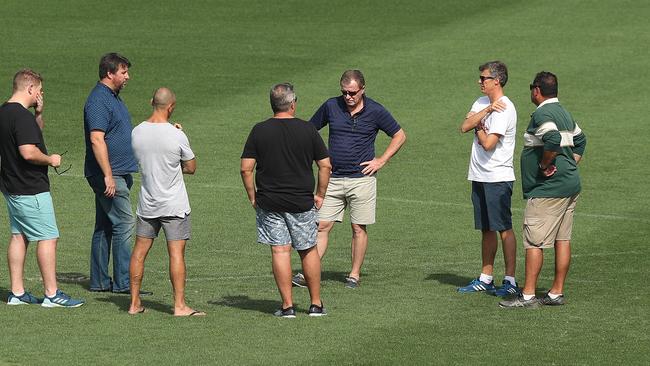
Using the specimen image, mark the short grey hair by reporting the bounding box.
[340,69,365,88]
[270,83,296,113]
[479,61,508,87]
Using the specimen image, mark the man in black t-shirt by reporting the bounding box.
[0,69,84,308]
[241,83,331,318]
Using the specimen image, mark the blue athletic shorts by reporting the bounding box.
[4,192,60,241]
[471,181,513,232]
[255,207,317,251]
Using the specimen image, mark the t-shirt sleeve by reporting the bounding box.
[241,126,257,159]
[470,99,484,113]
[85,100,110,132]
[572,123,587,156]
[312,126,329,161]
[14,112,42,146]
[178,131,195,161]
[375,108,401,137]
[309,102,329,130]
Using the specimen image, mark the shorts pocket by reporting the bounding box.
[523,217,546,248]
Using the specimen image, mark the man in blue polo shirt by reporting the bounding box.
[84,53,148,294]
[293,70,406,289]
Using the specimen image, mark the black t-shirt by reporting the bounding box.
[241,117,329,213]
[0,102,50,195]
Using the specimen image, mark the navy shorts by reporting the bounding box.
[471,181,513,232]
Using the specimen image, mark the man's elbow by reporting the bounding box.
[481,143,496,152]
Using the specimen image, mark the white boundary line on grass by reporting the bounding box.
[55,174,647,223]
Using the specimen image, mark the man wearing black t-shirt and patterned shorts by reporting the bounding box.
[241,83,331,318]
[0,69,84,308]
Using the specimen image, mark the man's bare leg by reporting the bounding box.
[271,245,293,309]
[168,240,205,316]
[299,246,321,306]
[500,229,517,277]
[128,236,153,314]
[481,230,497,277]
[523,248,544,296]
[7,234,28,295]
[316,221,334,259]
[349,223,367,280]
[36,239,58,297]
[549,240,571,295]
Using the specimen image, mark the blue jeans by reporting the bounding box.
[87,174,135,292]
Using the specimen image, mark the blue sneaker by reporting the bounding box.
[495,280,521,297]
[7,291,42,305]
[457,278,496,294]
[41,290,85,308]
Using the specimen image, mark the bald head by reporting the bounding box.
[151,87,176,110]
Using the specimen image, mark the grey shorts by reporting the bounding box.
[136,214,191,241]
[255,207,317,251]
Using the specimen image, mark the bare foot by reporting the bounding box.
[128,306,146,315]
[174,308,206,317]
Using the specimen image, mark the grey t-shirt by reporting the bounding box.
[132,121,195,218]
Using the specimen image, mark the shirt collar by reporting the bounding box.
[537,97,559,109]
[97,81,119,97]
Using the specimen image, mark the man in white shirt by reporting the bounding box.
[458,61,519,297]
[128,87,204,316]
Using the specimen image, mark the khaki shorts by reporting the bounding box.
[318,176,376,225]
[523,194,579,249]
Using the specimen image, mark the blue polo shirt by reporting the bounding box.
[310,95,401,177]
[84,82,137,177]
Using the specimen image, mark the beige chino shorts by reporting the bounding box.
[318,176,376,225]
[523,194,579,249]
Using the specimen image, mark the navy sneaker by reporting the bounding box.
[498,294,540,309]
[308,303,327,317]
[495,280,521,297]
[273,306,296,318]
[344,276,359,289]
[457,278,496,294]
[291,273,307,288]
[41,290,85,308]
[7,291,42,305]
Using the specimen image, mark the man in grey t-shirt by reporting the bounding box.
[128,87,204,316]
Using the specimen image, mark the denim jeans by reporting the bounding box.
[87,174,135,292]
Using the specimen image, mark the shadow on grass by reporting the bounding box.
[208,295,277,314]
[56,272,90,289]
[321,271,350,283]
[425,273,473,287]
[95,295,173,314]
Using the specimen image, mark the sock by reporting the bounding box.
[13,291,25,297]
[504,276,516,286]
[479,273,493,284]
[548,292,562,299]
[522,293,535,300]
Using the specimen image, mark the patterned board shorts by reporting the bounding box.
[255,206,317,251]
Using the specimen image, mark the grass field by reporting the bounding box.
[1,0,649,364]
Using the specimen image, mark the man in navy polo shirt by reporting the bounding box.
[84,53,149,295]
[293,70,406,289]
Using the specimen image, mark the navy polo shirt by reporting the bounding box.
[310,95,401,177]
[83,82,137,177]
